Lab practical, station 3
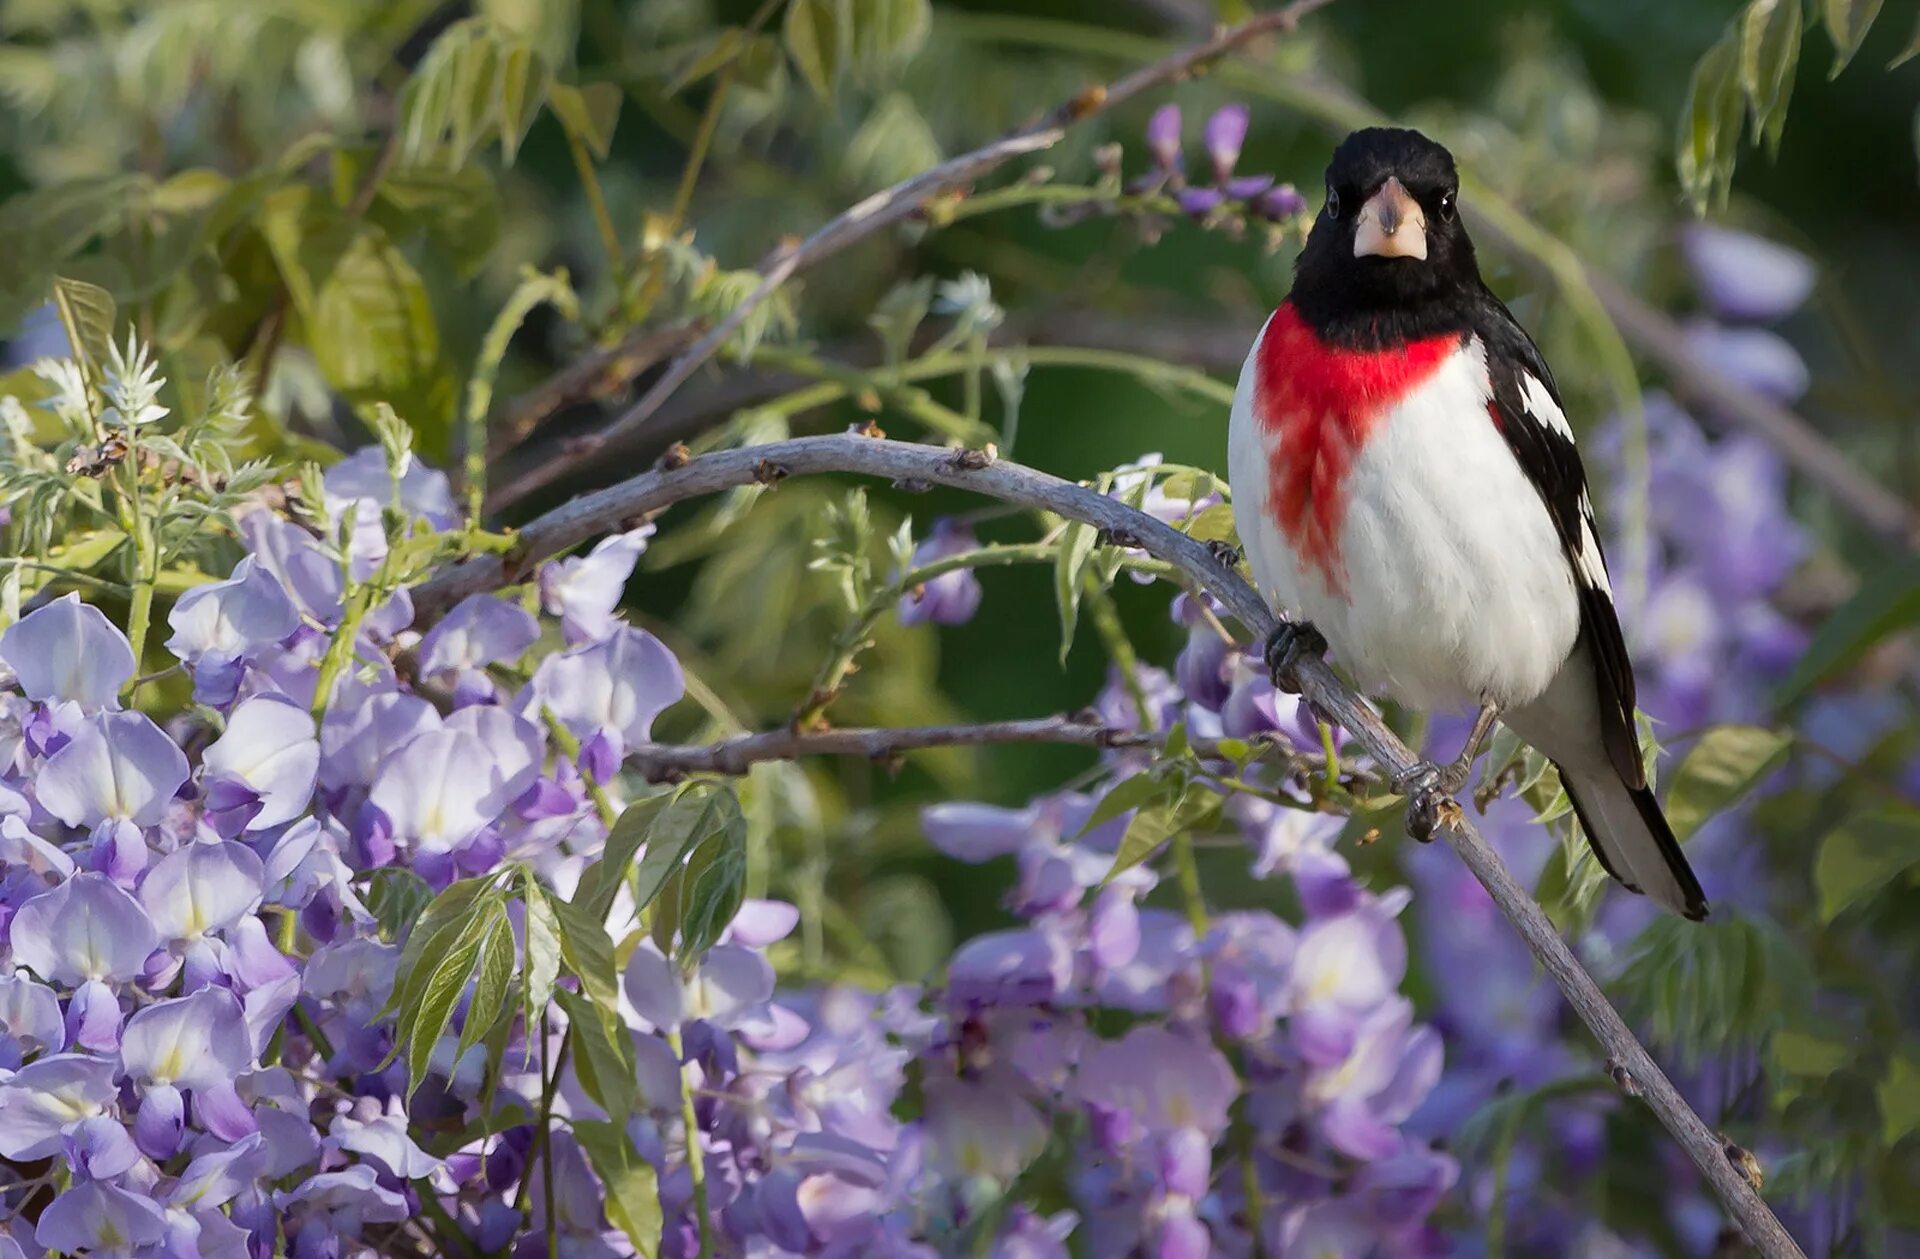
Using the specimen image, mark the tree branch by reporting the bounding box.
[487,324,702,461]
[410,433,1806,1257]
[625,715,1326,782]
[482,0,1339,514]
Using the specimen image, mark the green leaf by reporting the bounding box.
[849,0,931,73]
[1777,556,1920,702]
[1053,520,1097,665]
[1534,829,1613,936]
[1182,502,1238,545]
[404,901,499,1095]
[669,28,748,94]
[1891,10,1920,66]
[1664,725,1793,841]
[556,987,637,1122]
[1677,33,1745,213]
[1737,0,1802,151]
[571,790,674,922]
[550,893,620,1010]
[547,82,623,160]
[397,18,555,168]
[50,276,117,387]
[521,876,565,1030]
[366,867,435,941]
[310,229,444,412]
[385,877,496,1012]
[573,1120,663,1257]
[1879,1052,1920,1146]
[1814,810,1920,921]
[455,906,516,1066]
[1619,914,1815,1063]
[1823,0,1886,75]
[1076,772,1165,838]
[375,166,504,279]
[783,0,844,99]
[649,799,749,968]
[626,783,747,919]
[1772,1029,1853,1077]
[1105,786,1219,882]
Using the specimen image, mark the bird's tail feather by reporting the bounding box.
[1558,765,1708,920]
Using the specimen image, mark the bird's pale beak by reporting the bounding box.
[1352,176,1427,260]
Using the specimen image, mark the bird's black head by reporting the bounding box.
[1290,127,1482,347]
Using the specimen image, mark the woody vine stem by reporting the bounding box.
[414,433,1806,1259]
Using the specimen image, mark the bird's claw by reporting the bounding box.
[1395,760,1465,843]
[1263,621,1327,695]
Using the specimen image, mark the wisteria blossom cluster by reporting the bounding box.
[1046,103,1310,244]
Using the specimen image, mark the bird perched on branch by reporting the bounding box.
[1227,127,1707,919]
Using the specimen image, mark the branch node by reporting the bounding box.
[853,418,887,440]
[1722,1139,1765,1192]
[1069,84,1108,118]
[892,477,933,494]
[658,442,692,471]
[949,443,998,472]
[1207,539,1244,566]
[1097,526,1144,549]
[753,459,791,487]
[1606,1056,1642,1098]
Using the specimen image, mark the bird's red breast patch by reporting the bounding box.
[1254,302,1461,593]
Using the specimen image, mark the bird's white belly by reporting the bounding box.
[1229,339,1578,713]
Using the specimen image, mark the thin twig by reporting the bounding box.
[487,324,703,461]
[482,0,1339,513]
[625,715,1320,781]
[408,434,1806,1257]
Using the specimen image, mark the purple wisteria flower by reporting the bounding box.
[898,518,984,627]
[1678,223,1815,323]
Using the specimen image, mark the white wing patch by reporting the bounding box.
[1521,371,1573,440]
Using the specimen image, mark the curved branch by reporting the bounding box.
[483,0,1339,513]
[625,715,1323,781]
[411,433,1804,1256]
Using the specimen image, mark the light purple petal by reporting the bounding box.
[121,985,252,1089]
[0,973,63,1052]
[165,556,298,666]
[623,942,685,1030]
[237,509,344,624]
[726,899,800,948]
[139,840,266,942]
[322,445,458,529]
[9,871,159,983]
[366,728,505,853]
[523,625,684,751]
[202,696,318,830]
[924,1076,1048,1181]
[1680,320,1809,402]
[65,977,123,1052]
[689,944,775,1029]
[1,593,134,710]
[0,1053,119,1158]
[329,1110,441,1180]
[1679,224,1815,322]
[36,710,189,828]
[272,1164,409,1219]
[1076,1026,1238,1138]
[947,928,1072,1007]
[538,526,654,643]
[168,1133,270,1209]
[1145,103,1182,170]
[418,594,539,676]
[1203,104,1248,180]
[64,1112,141,1179]
[319,691,439,792]
[442,705,545,813]
[35,1181,167,1253]
[0,814,73,879]
[920,801,1042,862]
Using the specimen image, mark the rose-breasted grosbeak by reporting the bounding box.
[1228,127,1707,920]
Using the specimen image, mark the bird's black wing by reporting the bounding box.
[1472,292,1645,790]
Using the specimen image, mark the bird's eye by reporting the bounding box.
[1437,191,1456,222]
[1325,186,1342,218]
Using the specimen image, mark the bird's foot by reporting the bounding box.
[1394,760,1467,843]
[1263,621,1327,695]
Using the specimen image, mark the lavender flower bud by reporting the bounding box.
[1145,104,1182,171]
[1253,183,1308,221]
[1203,105,1249,184]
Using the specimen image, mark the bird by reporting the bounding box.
[1226,126,1708,920]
